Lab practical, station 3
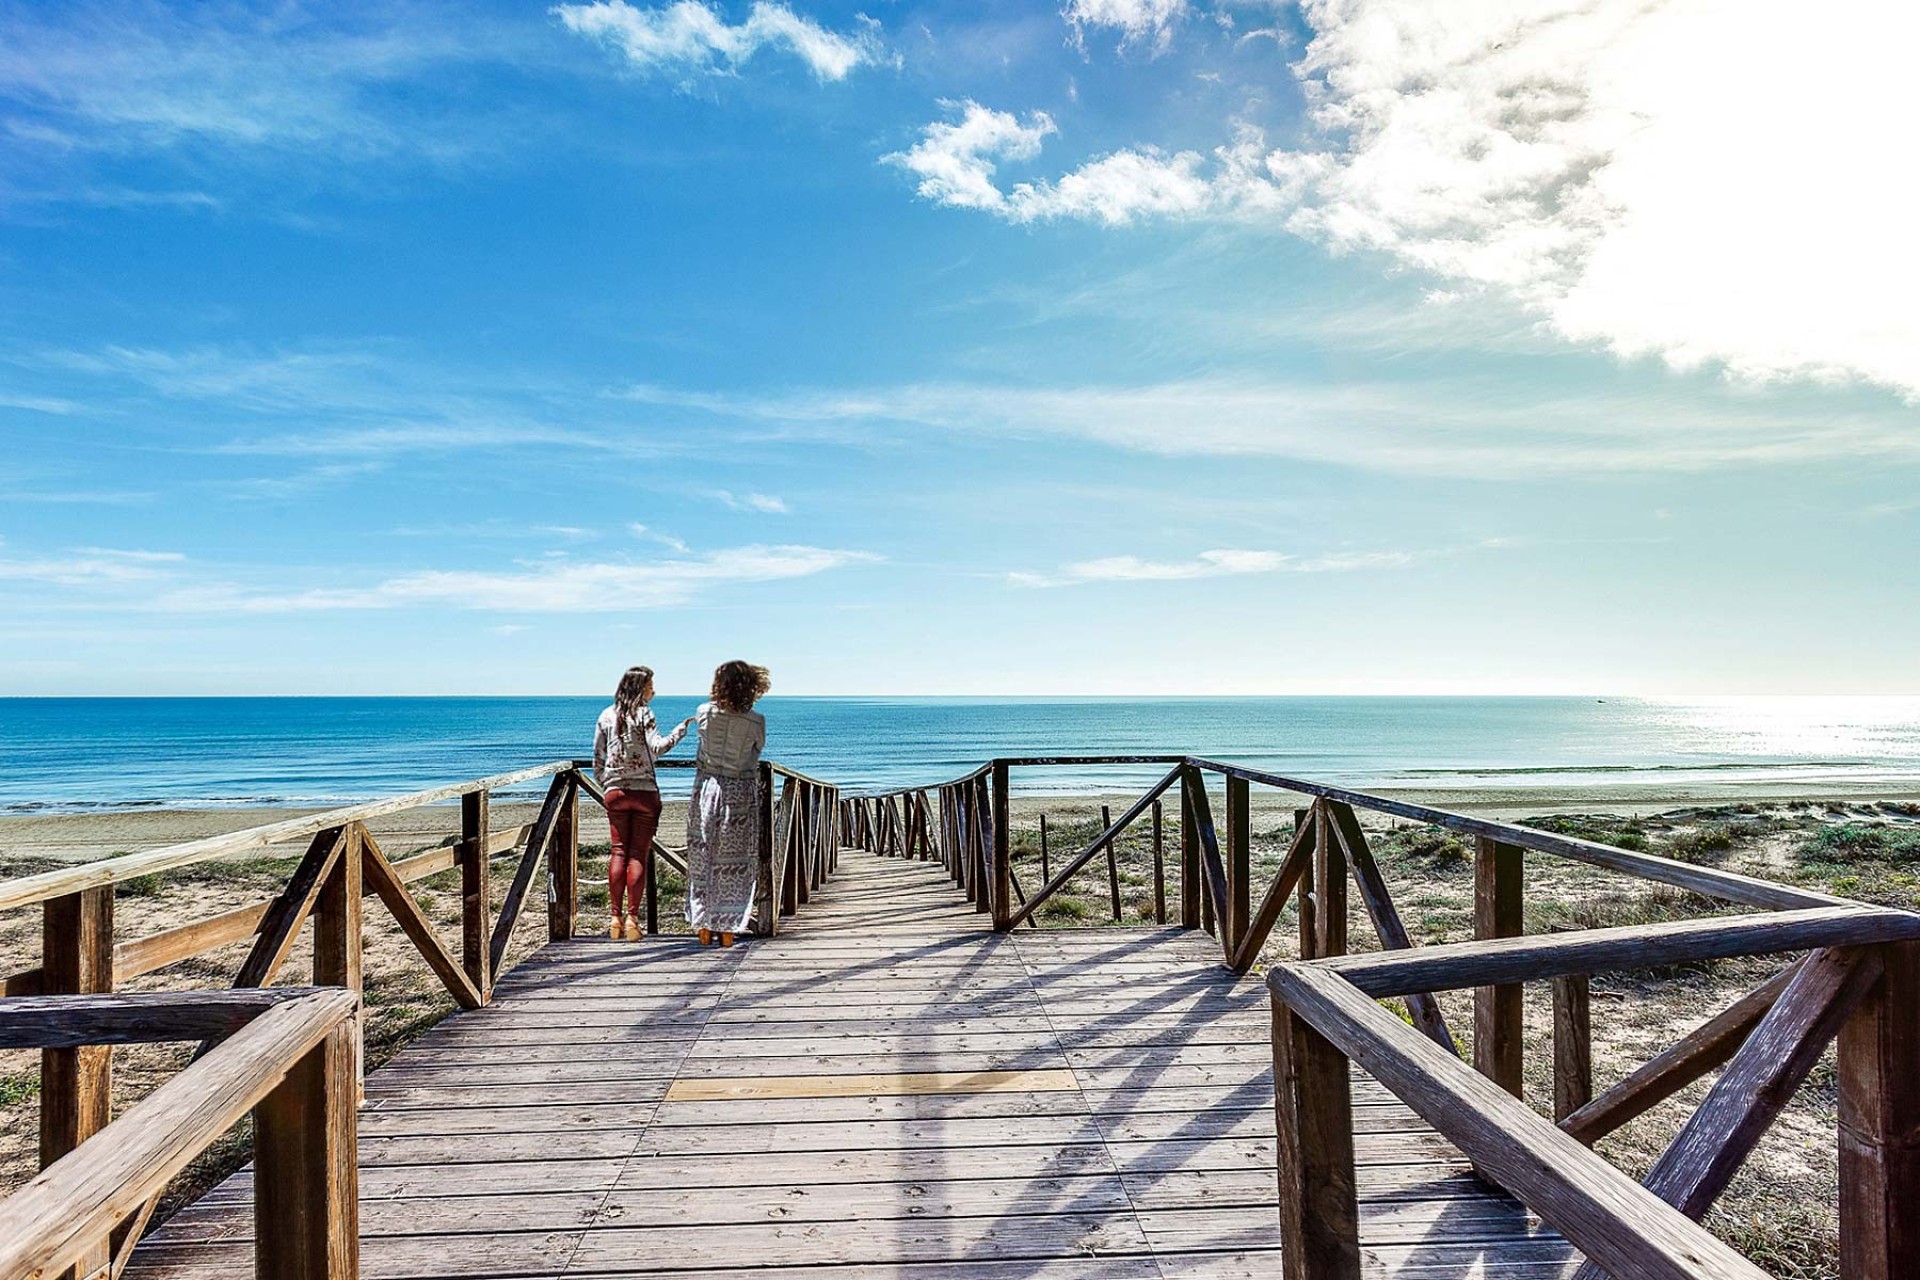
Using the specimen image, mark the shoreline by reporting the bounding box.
[5,778,1920,866]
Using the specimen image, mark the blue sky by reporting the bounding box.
[2,0,1916,696]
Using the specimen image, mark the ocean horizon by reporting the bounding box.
[5,694,1920,812]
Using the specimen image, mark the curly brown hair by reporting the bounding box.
[710,660,771,713]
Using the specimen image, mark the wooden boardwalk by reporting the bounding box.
[129,851,1575,1278]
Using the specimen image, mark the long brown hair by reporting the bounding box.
[613,666,654,737]
[710,660,770,713]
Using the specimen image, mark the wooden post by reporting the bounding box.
[314,825,364,1097]
[1474,836,1525,1096]
[1226,776,1251,951]
[459,789,490,998]
[1102,804,1121,923]
[778,777,800,917]
[255,1020,358,1280]
[1839,940,1920,1279]
[546,775,578,943]
[1180,780,1200,929]
[755,762,777,937]
[1553,974,1592,1122]
[974,776,993,916]
[1152,800,1166,925]
[1314,801,1347,959]
[1038,814,1051,884]
[40,887,113,1280]
[1296,807,1317,960]
[991,762,1012,931]
[1273,996,1361,1280]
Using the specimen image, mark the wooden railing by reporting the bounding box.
[0,988,357,1280]
[0,754,844,1273]
[846,753,1920,1277]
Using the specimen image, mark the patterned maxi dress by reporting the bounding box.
[684,702,766,934]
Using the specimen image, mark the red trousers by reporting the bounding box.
[604,787,663,861]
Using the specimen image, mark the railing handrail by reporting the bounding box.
[0,987,357,1280]
[0,760,575,914]
[854,753,1849,912]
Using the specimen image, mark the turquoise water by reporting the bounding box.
[3,696,1920,811]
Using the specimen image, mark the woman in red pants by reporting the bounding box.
[592,666,693,940]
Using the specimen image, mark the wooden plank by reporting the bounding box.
[1325,803,1453,1052]
[234,828,346,990]
[1226,775,1250,950]
[1560,961,1798,1146]
[1152,800,1166,925]
[1327,908,1920,997]
[113,900,275,982]
[0,989,322,1049]
[1268,962,1770,1280]
[664,1068,1083,1101]
[0,762,570,913]
[39,884,115,1280]
[460,789,490,997]
[1473,838,1523,1096]
[1103,804,1121,923]
[1181,766,1233,961]
[313,825,363,1094]
[549,774,580,942]
[991,762,1011,930]
[1185,754,1849,912]
[1551,975,1591,1124]
[1273,996,1360,1280]
[360,829,484,1010]
[1839,940,1920,1280]
[254,1021,357,1280]
[1637,945,1884,1219]
[0,991,355,1280]
[488,774,566,975]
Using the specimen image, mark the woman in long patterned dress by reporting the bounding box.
[685,660,770,947]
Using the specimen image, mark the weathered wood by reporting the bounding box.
[459,789,490,997]
[1561,962,1799,1146]
[1151,800,1165,925]
[548,774,579,942]
[1180,787,1200,930]
[113,900,274,982]
[1226,775,1250,951]
[1269,962,1770,1280]
[1551,974,1591,1124]
[255,1021,358,1280]
[1640,946,1884,1219]
[1297,807,1317,961]
[1324,802,1452,1052]
[1273,993,1360,1280]
[234,827,346,990]
[755,761,777,936]
[313,825,363,1095]
[359,829,483,1011]
[1186,754,1847,912]
[1180,766,1233,961]
[1473,837,1524,1097]
[489,773,566,974]
[1326,908,1920,997]
[41,886,114,1187]
[991,762,1011,931]
[1314,800,1348,960]
[0,990,355,1280]
[1003,765,1182,931]
[1039,813,1050,884]
[1839,940,1920,1280]
[1227,813,1315,976]
[0,762,572,913]
[1102,804,1121,923]
[0,989,318,1049]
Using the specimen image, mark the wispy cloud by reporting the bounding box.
[1010,546,1412,587]
[160,545,877,613]
[553,1,884,81]
[630,523,691,552]
[623,376,1920,476]
[0,545,186,585]
[705,489,789,514]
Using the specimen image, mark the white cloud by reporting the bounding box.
[886,102,1057,214]
[1064,0,1189,51]
[0,547,185,586]
[630,523,692,552]
[626,376,1920,476]
[157,545,876,614]
[899,1,1920,401]
[1010,546,1411,587]
[706,489,789,514]
[553,1,882,81]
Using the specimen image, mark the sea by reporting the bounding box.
[4,696,1920,813]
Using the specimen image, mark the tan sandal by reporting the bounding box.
[608,914,623,940]
[719,932,734,948]
[624,916,643,942]
[697,928,712,947]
